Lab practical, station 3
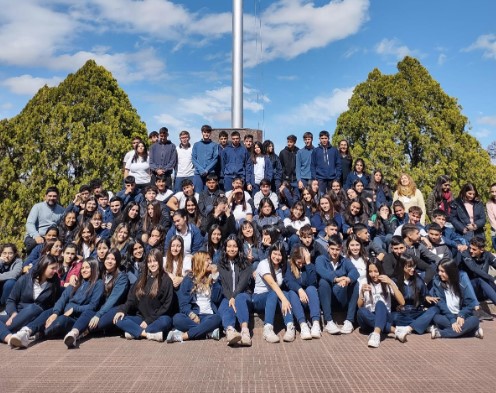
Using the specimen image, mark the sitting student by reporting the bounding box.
[431,209,468,255]
[357,258,405,348]
[1,243,23,309]
[0,255,61,345]
[167,251,222,343]
[277,181,299,219]
[238,220,262,270]
[430,258,482,339]
[311,195,343,234]
[107,196,123,230]
[285,247,322,340]
[154,174,174,203]
[201,195,236,240]
[114,249,174,342]
[9,258,104,348]
[63,249,129,348]
[425,223,453,260]
[449,183,486,242]
[393,205,427,238]
[22,238,64,274]
[116,176,144,207]
[401,224,439,285]
[295,224,326,261]
[197,174,223,218]
[459,236,496,308]
[370,203,398,252]
[353,223,386,261]
[166,179,199,212]
[258,224,288,262]
[345,234,368,282]
[122,239,146,285]
[252,197,285,236]
[382,236,410,278]
[59,243,81,287]
[228,186,253,227]
[253,179,279,212]
[391,200,409,228]
[392,255,439,342]
[316,235,359,335]
[315,219,340,254]
[342,198,369,237]
[164,235,192,290]
[96,191,112,229]
[283,201,311,251]
[164,209,204,257]
[22,226,60,270]
[201,224,222,265]
[217,235,253,346]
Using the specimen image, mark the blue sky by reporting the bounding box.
[1,0,495,152]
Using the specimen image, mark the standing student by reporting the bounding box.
[0,255,61,345]
[279,135,299,197]
[426,175,453,221]
[338,140,352,187]
[221,131,252,192]
[263,140,283,192]
[249,142,273,195]
[310,130,341,195]
[125,140,151,190]
[430,258,482,339]
[296,132,314,191]
[167,251,223,343]
[63,249,129,347]
[357,258,405,348]
[253,242,296,343]
[175,130,195,193]
[149,127,177,189]
[114,249,174,342]
[285,247,321,340]
[217,235,253,346]
[192,125,218,192]
[9,258,104,348]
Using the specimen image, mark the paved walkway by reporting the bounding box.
[1,318,495,393]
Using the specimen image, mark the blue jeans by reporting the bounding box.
[252,290,294,326]
[287,286,321,324]
[116,314,173,338]
[234,293,252,325]
[172,313,221,340]
[218,298,236,329]
[471,278,496,304]
[357,301,392,333]
[318,279,359,322]
[392,306,439,334]
[0,304,45,341]
[24,308,80,338]
[0,279,17,306]
[433,314,479,338]
[72,307,119,334]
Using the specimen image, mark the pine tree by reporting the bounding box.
[0,60,147,245]
[333,56,496,199]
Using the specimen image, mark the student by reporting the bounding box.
[368,170,392,209]
[0,255,61,345]
[370,203,397,251]
[283,201,311,251]
[296,224,326,262]
[110,223,132,258]
[430,258,482,339]
[238,220,262,269]
[310,130,341,195]
[149,127,177,189]
[300,186,318,220]
[184,196,202,229]
[0,244,23,309]
[357,258,405,348]
[393,206,427,238]
[249,141,273,194]
[316,235,359,335]
[164,209,203,257]
[111,201,141,238]
[279,135,300,195]
[425,223,453,260]
[252,197,284,236]
[154,174,174,203]
[95,238,111,271]
[167,251,222,343]
[124,140,151,190]
[197,173,223,218]
[337,139,352,187]
[426,175,453,221]
[221,131,253,192]
[216,130,229,190]
[74,222,97,259]
[450,183,486,242]
[228,186,253,226]
[140,199,171,243]
[22,237,63,274]
[217,235,253,346]
[167,179,200,212]
[90,211,110,242]
[342,199,369,236]
[315,220,340,255]
[459,236,496,306]
[59,243,81,287]
[345,234,367,282]
[201,196,236,241]
[114,249,174,342]
[243,134,254,152]
[391,200,409,227]
[296,132,314,191]
[23,225,60,268]
[253,179,279,212]
[9,258,104,348]
[487,183,496,252]
[116,176,145,207]
[431,209,467,254]
[344,158,370,191]
[253,242,295,343]
[175,130,195,193]
[201,225,222,265]
[58,211,79,246]
[263,140,283,192]
[146,225,166,251]
[122,238,146,285]
[310,195,343,234]
[353,223,386,262]
[392,255,439,342]
[164,235,192,289]
[63,249,129,347]
[382,236,410,278]
[192,125,218,192]
[285,246,321,340]
[393,173,426,225]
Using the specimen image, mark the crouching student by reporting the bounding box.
[167,251,222,343]
[63,249,129,348]
[284,247,321,340]
[316,235,359,335]
[430,258,482,339]
[253,242,295,343]
[218,235,253,346]
[392,255,439,343]
[0,256,61,345]
[113,249,174,342]
[357,258,405,348]
[9,258,103,348]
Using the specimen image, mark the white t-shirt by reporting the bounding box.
[33,280,48,300]
[126,156,151,185]
[123,149,134,164]
[163,255,192,276]
[176,145,195,177]
[283,217,311,231]
[254,259,283,294]
[173,192,200,209]
[254,156,265,184]
[359,278,393,312]
[196,290,214,314]
[156,189,173,202]
[232,203,253,223]
[445,287,460,314]
[350,257,367,282]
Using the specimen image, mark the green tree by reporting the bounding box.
[333,56,496,199]
[0,60,147,246]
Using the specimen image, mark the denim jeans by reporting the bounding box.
[287,286,321,324]
[0,304,45,341]
[252,290,294,326]
[433,314,479,338]
[471,278,496,304]
[72,306,120,334]
[318,279,359,322]
[116,314,173,338]
[172,313,221,340]
[234,293,252,325]
[0,279,17,306]
[357,301,392,333]
[392,306,439,334]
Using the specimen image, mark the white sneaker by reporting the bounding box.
[475,327,484,339]
[124,332,134,340]
[63,330,78,348]
[166,329,184,343]
[431,327,441,339]
[283,323,296,342]
[324,320,340,335]
[394,326,409,343]
[310,321,322,339]
[10,329,30,349]
[367,332,380,348]
[300,322,312,340]
[226,328,242,346]
[206,328,221,341]
[263,324,280,343]
[146,332,164,342]
[340,320,354,334]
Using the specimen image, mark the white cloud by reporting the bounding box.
[478,116,496,126]
[2,75,62,95]
[276,75,298,81]
[438,53,447,65]
[473,128,492,139]
[375,38,419,60]
[464,34,496,59]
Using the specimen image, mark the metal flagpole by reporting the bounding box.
[232,0,243,128]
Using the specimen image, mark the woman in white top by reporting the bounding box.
[252,242,295,343]
[345,234,367,282]
[163,235,191,290]
[125,141,151,189]
[228,187,253,226]
[357,258,405,348]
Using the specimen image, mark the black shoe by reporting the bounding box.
[474,309,494,321]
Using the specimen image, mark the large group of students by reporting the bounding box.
[1,125,496,350]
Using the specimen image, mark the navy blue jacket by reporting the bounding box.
[310,144,341,181]
[315,254,359,284]
[344,171,370,191]
[221,144,253,182]
[96,271,129,318]
[449,198,486,238]
[192,139,219,176]
[284,263,317,292]
[177,275,223,315]
[164,224,204,255]
[53,279,104,316]
[460,251,496,283]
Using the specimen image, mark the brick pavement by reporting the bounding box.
[1,319,495,393]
